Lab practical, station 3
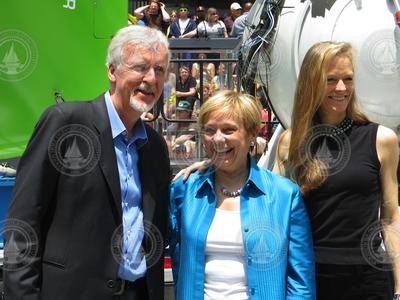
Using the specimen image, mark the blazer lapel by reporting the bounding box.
[92,95,122,218]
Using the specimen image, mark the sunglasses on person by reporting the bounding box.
[179,8,188,12]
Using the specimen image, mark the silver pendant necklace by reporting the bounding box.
[219,184,242,197]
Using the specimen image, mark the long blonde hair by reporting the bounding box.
[288,41,369,195]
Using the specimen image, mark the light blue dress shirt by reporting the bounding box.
[169,158,316,300]
[104,91,148,282]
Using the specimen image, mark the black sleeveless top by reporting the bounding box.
[304,122,382,265]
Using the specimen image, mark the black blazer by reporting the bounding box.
[4,95,171,300]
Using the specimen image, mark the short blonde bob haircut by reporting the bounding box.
[198,90,261,135]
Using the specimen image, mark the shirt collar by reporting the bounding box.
[195,156,267,197]
[104,91,148,148]
[246,157,268,195]
[194,168,214,197]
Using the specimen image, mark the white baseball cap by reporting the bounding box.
[230,2,242,10]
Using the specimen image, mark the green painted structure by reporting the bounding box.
[0,0,127,159]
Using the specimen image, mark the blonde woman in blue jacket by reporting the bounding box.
[169,90,316,300]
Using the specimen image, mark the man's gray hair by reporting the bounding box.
[106,25,170,70]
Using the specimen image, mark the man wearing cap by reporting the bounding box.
[175,66,198,110]
[224,2,242,34]
[231,1,253,38]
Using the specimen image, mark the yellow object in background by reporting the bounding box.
[128,14,138,25]
[169,95,176,103]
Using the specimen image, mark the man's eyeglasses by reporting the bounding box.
[179,8,188,12]
[122,63,166,77]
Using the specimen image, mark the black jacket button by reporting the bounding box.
[107,280,115,288]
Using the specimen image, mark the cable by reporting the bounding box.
[238,0,284,93]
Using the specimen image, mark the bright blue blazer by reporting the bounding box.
[169,158,316,300]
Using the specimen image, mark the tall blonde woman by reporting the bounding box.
[170,90,315,299]
[274,41,400,300]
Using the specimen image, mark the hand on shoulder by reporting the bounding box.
[172,159,211,182]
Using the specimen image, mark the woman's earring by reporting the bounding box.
[250,140,255,147]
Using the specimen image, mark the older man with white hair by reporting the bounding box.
[4,25,171,300]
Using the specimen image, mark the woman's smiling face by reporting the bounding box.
[319,55,354,120]
[202,111,256,172]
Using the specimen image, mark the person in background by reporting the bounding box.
[176,65,198,109]
[166,10,177,38]
[230,2,253,38]
[202,82,211,102]
[134,0,170,34]
[252,86,271,157]
[182,8,227,71]
[168,5,197,69]
[166,100,197,159]
[168,5,197,38]
[128,10,146,26]
[169,90,315,299]
[170,10,178,23]
[192,5,206,25]
[164,62,177,118]
[3,25,171,300]
[273,41,400,300]
[182,7,228,38]
[224,2,242,35]
[211,63,228,93]
[192,82,211,119]
[243,2,253,13]
[191,53,216,87]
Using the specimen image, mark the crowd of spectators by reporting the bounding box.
[128,1,267,159]
[129,1,253,37]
